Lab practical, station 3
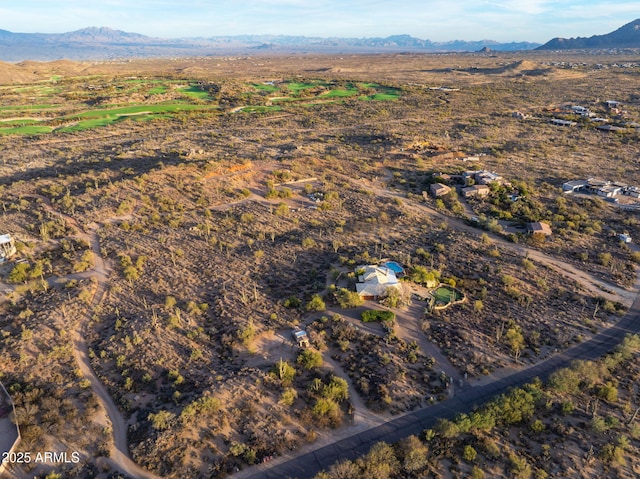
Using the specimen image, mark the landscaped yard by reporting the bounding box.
[432,285,464,305]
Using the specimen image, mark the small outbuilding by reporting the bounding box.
[292,328,310,348]
[429,183,452,198]
[461,185,490,198]
[0,235,16,263]
[527,221,552,236]
[619,234,632,243]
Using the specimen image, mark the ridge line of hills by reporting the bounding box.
[0,19,638,61]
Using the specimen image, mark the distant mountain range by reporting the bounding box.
[0,27,539,61]
[0,20,638,61]
[538,18,640,50]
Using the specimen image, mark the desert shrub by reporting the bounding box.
[463,445,477,462]
[284,295,301,309]
[270,359,296,385]
[8,263,30,283]
[279,388,298,406]
[148,410,176,431]
[596,382,618,402]
[335,288,363,308]
[397,435,428,473]
[408,265,439,286]
[306,294,326,312]
[297,350,323,369]
[361,310,395,323]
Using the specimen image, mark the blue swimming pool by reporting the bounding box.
[383,261,404,274]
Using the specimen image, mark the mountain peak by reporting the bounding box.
[538,18,640,50]
[61,26,151,42]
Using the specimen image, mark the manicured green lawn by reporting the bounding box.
[286,81,318,92]
[56,116,132,132]
[180,85,211,99]
[322,89,359,98]
[433,286,463,304]
[251,83,279,92]
[69,104,216,119]
[0,103,218,136]
[0,119,43,126]
[360,92,400,101]
[0,125,52,136]
[148,85,168,95]
[270,97,306,103]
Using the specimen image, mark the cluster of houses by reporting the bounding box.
[562,178,640,201]
[427,169,509,199]
[547,101,639,131]
[424,170,555,237]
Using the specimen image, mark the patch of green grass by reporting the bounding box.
[286,81,318,92]
[57,117,123,132]
[433,286,463,304]
[148,85,168,95]
[0,119,43,126]
[8,85,60,96]
[0,125,52,136]
[0,103,218,136]
[360,93,400,101]
[251,83,279,92]
[322,89,359,98]
[133,114,173,122]
[69,104,216,119]
[270,97,305,103]
[180,85,211,100]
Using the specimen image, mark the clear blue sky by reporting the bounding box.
[2,1,638,43]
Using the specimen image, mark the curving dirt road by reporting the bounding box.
[69,221,162,479]
[11,197,163,479]
[70,226,162,479]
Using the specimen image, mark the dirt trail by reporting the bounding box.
[72,224,163,479]
[13,196,163,479]
[393,303,462,383]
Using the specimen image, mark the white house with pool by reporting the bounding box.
[356,265,402,301]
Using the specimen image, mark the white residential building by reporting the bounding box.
[356,265,401,300]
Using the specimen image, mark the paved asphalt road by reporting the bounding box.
[246,294,640,479]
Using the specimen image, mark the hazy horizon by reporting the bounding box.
[2,1,638,44]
